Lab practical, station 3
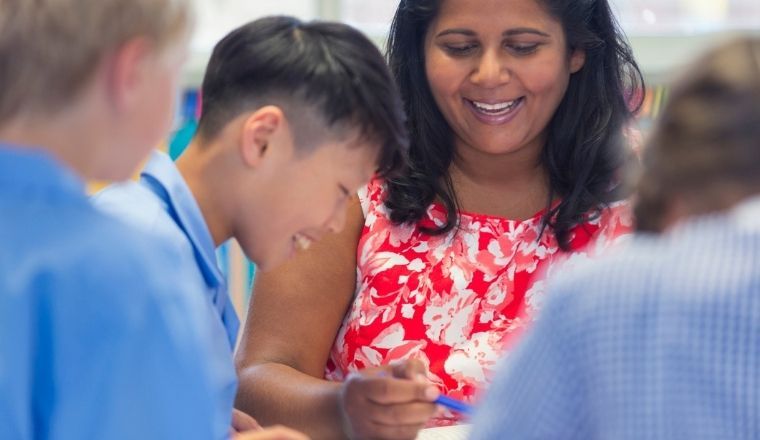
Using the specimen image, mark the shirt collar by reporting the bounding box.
[0,144,84,196]
[139,150,225,289]
[731,194,760,232]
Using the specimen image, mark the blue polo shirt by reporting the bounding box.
[92,151,240,428]
[0,145,220,439]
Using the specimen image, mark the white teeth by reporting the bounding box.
[471,99,519,113]
[294,234,312,251]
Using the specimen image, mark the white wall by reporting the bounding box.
[191,0,319,53]
[182,0,760,86]
[184,0,321,85]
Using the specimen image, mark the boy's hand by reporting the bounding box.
[233,425,310,440]
[339,360,439,439]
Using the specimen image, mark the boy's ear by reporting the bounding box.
[240,106,284,168]
[105,37,152,112]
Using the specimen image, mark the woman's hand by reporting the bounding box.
[231,408,263,433]
[233,425,310,440]
[339,360,439,440]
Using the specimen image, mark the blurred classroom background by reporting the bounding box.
[167,0,760,324]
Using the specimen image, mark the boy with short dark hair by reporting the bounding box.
[93,15,408,435]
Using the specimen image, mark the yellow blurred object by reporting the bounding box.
[679,0,729,24]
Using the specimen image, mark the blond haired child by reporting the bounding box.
[0,1,304,439]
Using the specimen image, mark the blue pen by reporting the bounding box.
[434,395,473,415]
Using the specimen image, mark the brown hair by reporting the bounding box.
[0,0,192,124]
[634,37,760,232]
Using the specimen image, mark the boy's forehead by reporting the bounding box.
[343,137,383,181]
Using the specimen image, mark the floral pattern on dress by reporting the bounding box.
[325,179,632,425]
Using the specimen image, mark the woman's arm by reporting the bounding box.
[235,197,438,440]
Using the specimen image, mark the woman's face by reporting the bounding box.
[424,0,585,158]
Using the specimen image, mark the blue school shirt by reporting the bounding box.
[0,145,222,439]
[92,151,240,425]
[470,198,760,440]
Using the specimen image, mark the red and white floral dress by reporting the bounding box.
[325,179,632,425]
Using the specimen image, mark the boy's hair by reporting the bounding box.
[635,37,760,232]
[0,0,191,124]
[197,16,408,178]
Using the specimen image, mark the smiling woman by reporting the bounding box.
[385,0,643,241]
[235,1,643,439]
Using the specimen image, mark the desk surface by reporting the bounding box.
[416,424,470,440]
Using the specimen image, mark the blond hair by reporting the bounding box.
[0,0,192,124]
[634,37,760,232]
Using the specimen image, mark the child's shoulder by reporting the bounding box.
[92,180,168,233]
[76,208,187,288]
[29,202,190,304]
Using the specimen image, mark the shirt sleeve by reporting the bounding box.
[469,284,591,440]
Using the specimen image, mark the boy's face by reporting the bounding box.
[236,128,378,271]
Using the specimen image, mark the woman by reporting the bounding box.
[235,1,643,439]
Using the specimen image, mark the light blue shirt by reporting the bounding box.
[470,198,760,440]
[0,145,221,439]
[92,151,239,431]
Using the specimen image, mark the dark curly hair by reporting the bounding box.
[385,0,644,249]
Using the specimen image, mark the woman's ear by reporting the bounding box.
[569,48,586,74]
[239,106,284,168]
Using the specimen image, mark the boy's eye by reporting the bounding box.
[339,185,350,198]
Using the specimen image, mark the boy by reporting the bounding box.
[0,0,225,438]
[92,15,408,435]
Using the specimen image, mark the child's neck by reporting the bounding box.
[176,138,233,247]
[0,112,101,179]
